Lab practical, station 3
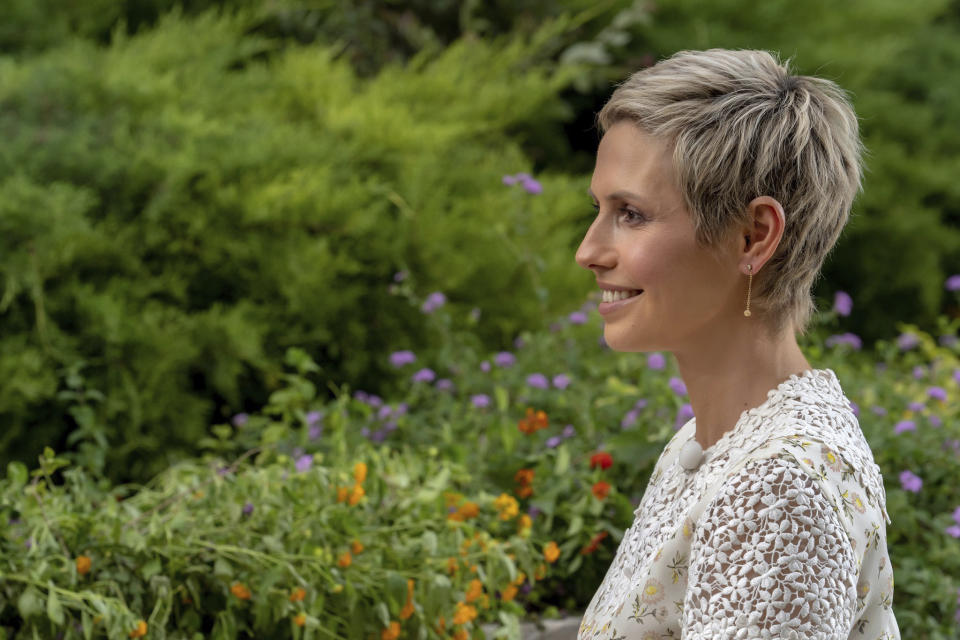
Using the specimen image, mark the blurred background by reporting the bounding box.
[2,0,959,483]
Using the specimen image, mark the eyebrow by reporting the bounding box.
[587,188,655,209]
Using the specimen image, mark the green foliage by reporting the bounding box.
[2,295,960,637]
[0,10,595,482]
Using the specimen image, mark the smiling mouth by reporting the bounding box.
[601,289,643,303]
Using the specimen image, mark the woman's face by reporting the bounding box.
[575,121,742,353]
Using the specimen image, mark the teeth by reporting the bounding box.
[601,289,642,303]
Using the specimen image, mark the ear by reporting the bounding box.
[740,196,786,274]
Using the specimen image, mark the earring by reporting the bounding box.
[744,264,753,317]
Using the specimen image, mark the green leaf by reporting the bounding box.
[17,587,42,619]
[140,558,162,581]
[374,602,390,627]
[494,386,509,412]
[385,572,408,610]
[6,461,27,489]
[214,557,233,578]
[566,515,583,536]
[420,530,437,556]
[46,583,64,625]
[554,445,570,476]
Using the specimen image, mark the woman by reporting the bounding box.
[574,49,899,639]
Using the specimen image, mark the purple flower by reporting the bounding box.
[390,350,416,367]
[825,332,862,350]
[833,291,853,316]
[394,403,408,416]
[378,405,393,420]
[242,502,254,516]
[894,420,916,434]
[520,176,543,195]
[217,465,230,477]
[354,390,369,402]
[848,400,859,418]
[384,420,398,432]
[361,426,371,438]
[675,403,695,429]
[647,353,666,370]
[568,311,588,325]
[621,409,638,429]
[494,352,516,368]
[471,394,491,408]
[899,470,922,493]
[370,429,387,443]
[295,454,313,473]
[231,413,249,428]
[435,378,454,392]
[412,368,436,383]
[552,374,571,390]
[946,524,960,538]
[545,435,562,448]
[929,414,942,428]
[668,377,687,396]
[953,505,960,524]
[309,424,323,440]
[421,292,446,314]
[913,365,926,380]
[502,174,518,186]
[526,373,549,389]
[598,334,608,349]
[928,386,947,402]
[907,401,925,412]
[25,538,32,550]
[562,424,575,439]
[394,270,408,282]
[940,335,957,347]
[514,336,526,349]
[945,274,960,291]
[871,405,888,416]
[897,332,920,351]
[480,361,491,372]
[306,410,323,426]
[527,505,542,518]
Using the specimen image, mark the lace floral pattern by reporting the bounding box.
[577,368,900,640]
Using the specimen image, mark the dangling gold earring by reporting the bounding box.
[743,264,753,317]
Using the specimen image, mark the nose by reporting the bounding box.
[575,215,616,274]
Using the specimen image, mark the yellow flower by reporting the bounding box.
[354,462,368,484]
[447,557,458,575]
[128,620,148,638]
[75,555,92,575]
[501,584,518,602]
[493,493,519,520]
[543,541,560,564]
[517,514,533,535]
[454,630,469,640]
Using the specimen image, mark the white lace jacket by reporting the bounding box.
[578,368,900,640]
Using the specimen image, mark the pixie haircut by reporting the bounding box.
[597,49,863,338]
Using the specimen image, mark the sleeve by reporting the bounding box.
[681,457,858,640]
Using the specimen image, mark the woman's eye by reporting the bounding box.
[620,208,646,224]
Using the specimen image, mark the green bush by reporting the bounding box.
[0,10,596,482]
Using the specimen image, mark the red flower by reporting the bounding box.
[580,531,609,555]
[592,481,611,501]
[589,452,613,470]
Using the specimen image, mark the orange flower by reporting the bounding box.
[515,485,533,499]
[230,582,251,600]
[338,551,352,568]
[435,616,446,634]
[354,462,368,484]
[543,541,560,563]
[400,579,415,620]
[534,563,547,580]
[351,539,365,555]
[448,500,479,521]
[501,584,518,602]
[128,620,148,638]
[336,486,349,503]
[493,493,519,520]
[517,514,533,534]
[447,557,458,574]
[75,555,92,575]
[514,469,535,485]
[513,571,526,586]
[381,621,401,640]
[517,408,549,434]
[592,481,611,501]
[589,451,613,470]
[349,484,365,506]
[294,612,307,627]
[454,630,469,640]
[465,578,483,603]
[289,587,306,602]
[452,602,478,625]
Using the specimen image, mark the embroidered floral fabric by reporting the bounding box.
[577,368,900,640]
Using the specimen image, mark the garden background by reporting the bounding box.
[1,0,960,638]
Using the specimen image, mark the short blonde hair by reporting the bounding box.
[597,49,863,337]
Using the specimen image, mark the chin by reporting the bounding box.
[602,327,654,353]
